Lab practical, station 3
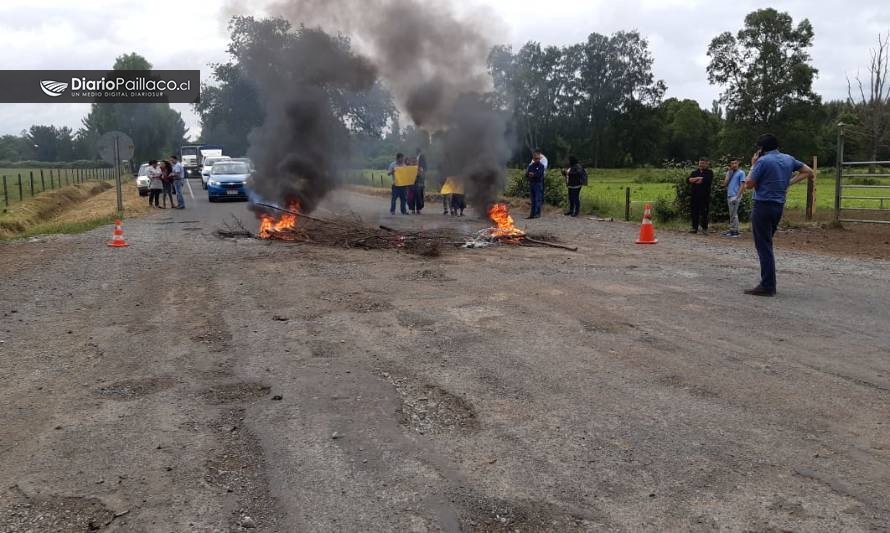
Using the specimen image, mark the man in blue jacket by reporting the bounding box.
[526,152,546,219]
[743,134,814,296]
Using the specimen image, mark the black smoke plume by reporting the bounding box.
[258,0,512,211]
[243,24,378,214]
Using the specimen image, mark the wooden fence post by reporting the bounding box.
[625,187,631,221]
[806,155,817,221]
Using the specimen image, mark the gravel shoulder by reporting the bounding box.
[1,191,888,532]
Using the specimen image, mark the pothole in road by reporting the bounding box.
[0,492,116,533]
[384,373,478,435]
[452,492,595,532]
[94,377,176,401]
[200,382,271,405]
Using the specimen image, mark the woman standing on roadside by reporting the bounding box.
[147,160,163,208]
[562,156,587,217]
[160,160,176,209]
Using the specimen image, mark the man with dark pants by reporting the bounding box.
[744,134,814,296]
[413,148,427,214]
[388,153,408,215]
[688,158,714,234]
[526,152,546,219]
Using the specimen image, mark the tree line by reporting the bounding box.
[490,8,888,168]
[3,9,887,171]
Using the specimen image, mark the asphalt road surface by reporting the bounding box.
[1,187,889,532]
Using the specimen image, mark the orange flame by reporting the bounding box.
[488,203,525,240]
[258,202,300,239]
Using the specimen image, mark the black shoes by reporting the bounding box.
[744,286,776,297]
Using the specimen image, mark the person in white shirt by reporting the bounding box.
[531,148,548,197]
[147,160,163,208]
[171,155,185,209]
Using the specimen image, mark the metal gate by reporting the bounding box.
[835,128,890,224]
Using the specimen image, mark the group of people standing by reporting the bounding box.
[687,134,814,296]
[686,156,747,237]
[387,149,428,215]
[524,149,587,219]
[147,155,186,209]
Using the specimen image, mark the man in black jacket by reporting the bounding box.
[688,158,714,234]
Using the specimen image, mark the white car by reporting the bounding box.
[201,156,232,189]
[135,163,150,196]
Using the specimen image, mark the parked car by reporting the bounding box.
[135,163,150,196]
[200,156,232,189]
[207,161,251,202]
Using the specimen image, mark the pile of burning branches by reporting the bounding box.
[218,203,461,256]
[463,203,578,251]
[217,202,576,254]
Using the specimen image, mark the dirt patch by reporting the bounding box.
[308,340,343,358]
[384,373,478,435]
[397,268,455,282]
[397,310,436,328]
[775,223,890,260]
[191,325,232,353]
[94,377,176,400]
[203,408,283,531]
[452,492,596,532]
[317,290,394,314]
[656,374,720,399]
[200,382,271,405]
[0,489,116,533]
[579,318,634,334]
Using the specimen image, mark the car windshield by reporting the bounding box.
[204,157,229,167]
[137,164,149,176]
[212,163,250,175]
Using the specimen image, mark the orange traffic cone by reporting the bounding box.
[635,203,658,245]
[107,219,129,248]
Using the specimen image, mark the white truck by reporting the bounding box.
[180,144,224,178]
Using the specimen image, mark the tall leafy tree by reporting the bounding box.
[660,98,721,162]
[580,31,666,167]
[707,8,820,157]
[24,125,75,161]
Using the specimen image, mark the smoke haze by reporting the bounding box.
[244,0,512,214]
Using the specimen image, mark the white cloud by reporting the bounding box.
[0,0,888,140]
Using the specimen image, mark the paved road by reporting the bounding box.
[1,190,889,532]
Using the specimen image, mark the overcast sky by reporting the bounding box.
[1,0,888,138]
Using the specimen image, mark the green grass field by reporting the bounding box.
[346,167,890,224]
[0,168,115,212]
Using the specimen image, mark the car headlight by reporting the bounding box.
[208,179,220,186]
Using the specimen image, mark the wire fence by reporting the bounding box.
[1,167,118,211]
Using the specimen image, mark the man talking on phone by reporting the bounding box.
[743,134,814,297]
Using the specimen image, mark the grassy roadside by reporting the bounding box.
[0,180,151,240]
